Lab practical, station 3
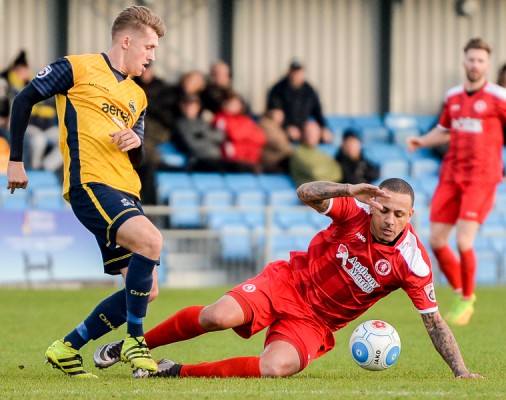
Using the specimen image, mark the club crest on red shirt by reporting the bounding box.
[375,259,392,276]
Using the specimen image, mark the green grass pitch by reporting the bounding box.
[1,285,505,399]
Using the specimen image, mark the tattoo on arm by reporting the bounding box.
[421,311,469,377]
[296,182,351,212]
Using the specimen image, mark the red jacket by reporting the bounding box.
[213,112,267,163]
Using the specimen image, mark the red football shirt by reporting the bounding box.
[438,82,506,184]
[289,197,437,331]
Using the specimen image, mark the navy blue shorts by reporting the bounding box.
[69,183,144,275]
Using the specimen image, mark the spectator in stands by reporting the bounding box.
[177,70,206,109]
[172,94,253,173]
[258,108,294,173]
[266,60,333,144]
[289,120,342,187]
[406,38,506,326]
[213,92,266,172]
[0,78,10,140]
[201,61,233,114]
[335,128,379,184]
[134,64,175,204]
[0,50,31,100]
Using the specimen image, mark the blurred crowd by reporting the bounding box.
[3,50,506,204]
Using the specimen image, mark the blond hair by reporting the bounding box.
[111,5,165,39]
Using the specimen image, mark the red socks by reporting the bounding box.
[433,245,462,290]
[180,356,261,377]
[460,248,476,299]
[145,305,205,350]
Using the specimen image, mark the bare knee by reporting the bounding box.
[260,358,300,377]
[198,296,244,331]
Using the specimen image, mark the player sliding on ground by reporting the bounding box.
[95,179,482,379]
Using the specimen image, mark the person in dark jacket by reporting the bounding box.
[266,60,332,144]
[335,128,379,184]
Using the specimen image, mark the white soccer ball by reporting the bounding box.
[349,319,401,371]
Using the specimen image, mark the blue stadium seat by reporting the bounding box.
[379,159,410,180]
[269,190,301,207]
[351,115,390,144]
[415,115,438,133]
[419,176,439,197]
[224,173,260,193]
[201,190,234,219]
[383,113,418,131]
[391,127,420,145]
[325,115,354,137]
[310,212,330,231]
[236,189,266,209]
[207,210,244,230]
[167,189,201,228]
[157,142,187,169]
[191,172,226,193]
[274,210,311,230]
[31,187,63,209]
[475,250,499,284]
[410,158,440,178]
[257,174,295,194]
[270,235,297,261]
[26,170,60,189]
[362,143,405,165]
[0,189,30,209]
[155,172,193,203]
[219,224,253,261]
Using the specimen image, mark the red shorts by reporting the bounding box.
[430,180,497,224]
[227,260,335,370]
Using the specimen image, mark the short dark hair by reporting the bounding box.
[378,178,415,207]
[464,37,491,54]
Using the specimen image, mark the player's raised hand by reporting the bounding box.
[110,128,141,152]
[348,183,391,210]
[7,161,28,194]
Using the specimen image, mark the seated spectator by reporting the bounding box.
[335,128,379,184]
[201,61,233,114]
[172,94,252,173]
[134,64,175,204]
[213,92,266,172]
[258,108,294,173]
[266,60,333,144]
[289,120,342,187]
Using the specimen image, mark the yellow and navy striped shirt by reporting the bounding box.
[31,53,147,199]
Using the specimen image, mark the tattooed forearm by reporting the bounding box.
[297,182,351,211]
[421,311,469,377]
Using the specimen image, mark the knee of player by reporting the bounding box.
[260,358,300,378]
[138,229,163,257]
[198,306,233,331]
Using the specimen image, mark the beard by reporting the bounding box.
[466,70,483,83]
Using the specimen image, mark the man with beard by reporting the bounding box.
[406,38,506,326]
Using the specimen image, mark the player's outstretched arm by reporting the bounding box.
[406,126,450,152]
[297,181,390,213]
[421,310,483,379]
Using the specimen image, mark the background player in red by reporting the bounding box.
[406,38,506,326]
[94,179,481,380]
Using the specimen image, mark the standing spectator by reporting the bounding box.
[7,5,166,376]
[266,60,333,143]
[0,50,31,100]
[213,92,266,171]
[94,179,482,380]
[335,128,379,184]
[134,64,175,204]
[406,38,506,326]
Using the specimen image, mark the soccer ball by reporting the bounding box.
[349,319,401,371]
